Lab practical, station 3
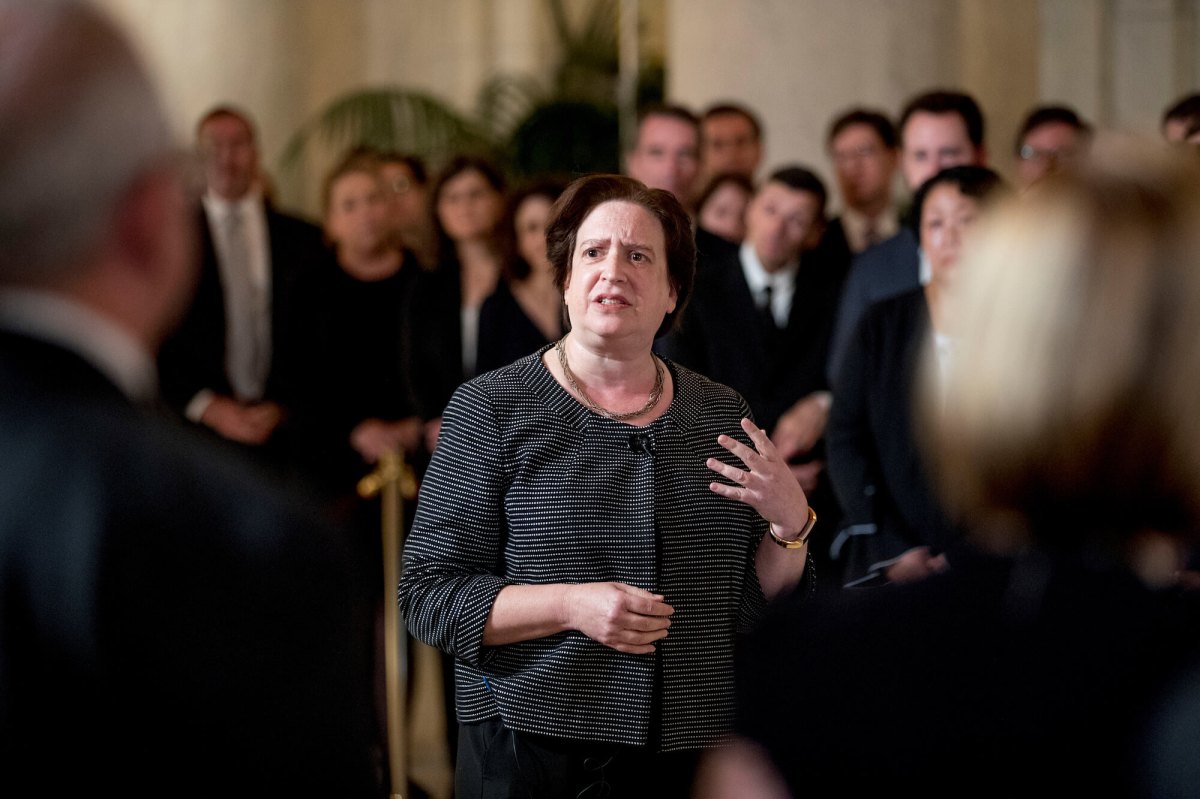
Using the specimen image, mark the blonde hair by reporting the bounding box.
[321,148,384,221]
[927,136,1200,551]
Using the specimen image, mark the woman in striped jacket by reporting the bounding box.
[400,173,815,798]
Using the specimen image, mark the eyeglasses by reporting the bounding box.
[1019,144,1079,163]
[832,144,883,165]
[389,176,413,195]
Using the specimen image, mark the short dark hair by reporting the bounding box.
[195,104,257,143]
[545,174,695,338]
[632,104,700,151]
[377,151,429,186]
[694,171,755,216]
[1162,92,1200,132]
[502,178,566,281]
[430,155,508,262]
[899,90,986,149]
[701,102,763,141]
[910,165,1007,232]
[763,165,829,221]
[1014,105,1091,155]
[827,108,898,150]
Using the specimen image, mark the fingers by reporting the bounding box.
[708,480,744,501]
[575,582,675,654]
[716,418,780,468]
[706,455,746,485]
[740,417,777,456]
[610,627,670,655]
[716,432,758,468]
[618,586,674,618]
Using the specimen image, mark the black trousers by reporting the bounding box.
[455,718,701,799]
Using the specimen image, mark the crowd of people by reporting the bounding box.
[6,0,1200,796]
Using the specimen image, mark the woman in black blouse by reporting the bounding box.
[400,174,814,797]
[404,156,507,452]
[294,150,424,774]
[827,165,1006,586]
[294,151,423,515]
[476,179,566,373]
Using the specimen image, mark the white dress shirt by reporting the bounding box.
[199,190,272,406]
[841,205,899,254]
[739,241,798,328]
[0,289,157,403]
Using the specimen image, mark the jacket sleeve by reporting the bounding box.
[826,310,912,586]
[398,379,510,668]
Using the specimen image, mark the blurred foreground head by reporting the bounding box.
[0,0,192,346]
[930,137,1200,559]
[0,0,174,282]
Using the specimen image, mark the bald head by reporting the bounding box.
[0,0,175,285]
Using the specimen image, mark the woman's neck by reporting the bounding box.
[456,238,497,269]
[924,280,949,335]
[458,240,501,306]
[560,331,657,390]
[338,244,402,282]
[511,269,563,340]
[548,332,671,425]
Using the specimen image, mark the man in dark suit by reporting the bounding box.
[827,90,987,382]
[0,2,376,793]
[660,166,844,581]
[699,102,765,183]
[822,108,900,260]
[158,105,325,474]
[624,103,703,208]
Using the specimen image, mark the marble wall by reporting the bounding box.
[94,0,1200,216]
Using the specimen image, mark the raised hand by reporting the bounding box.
[706,417,810,539]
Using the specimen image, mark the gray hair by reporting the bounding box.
[0,0,175,285]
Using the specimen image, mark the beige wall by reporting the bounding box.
[95,0,563,215]
[670,0,1200,207]
[94,0,1200,216]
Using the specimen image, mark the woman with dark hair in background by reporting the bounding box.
[399,154,507,772]
[828,164,1007,587]
[707,139,1200,799]
[405,155,508,451]
[694,171,754,244]
[476,179,566,373]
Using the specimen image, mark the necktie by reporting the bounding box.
[759,285,777,331]
[222,207,265,401]
[863,222,880,249]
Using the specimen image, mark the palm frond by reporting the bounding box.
[476,73,546,142]
[279,88,496,178]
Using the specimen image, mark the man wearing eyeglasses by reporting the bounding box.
[1013,105,1092,190]
[824,108,901,256]
[828,89,987,383]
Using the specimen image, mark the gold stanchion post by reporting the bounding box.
[358,450,417,799]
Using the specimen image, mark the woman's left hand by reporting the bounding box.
[707,417,810,538]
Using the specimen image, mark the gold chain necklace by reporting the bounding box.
[555,337,665,421]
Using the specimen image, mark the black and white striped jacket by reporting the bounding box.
[400,346,809,752]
